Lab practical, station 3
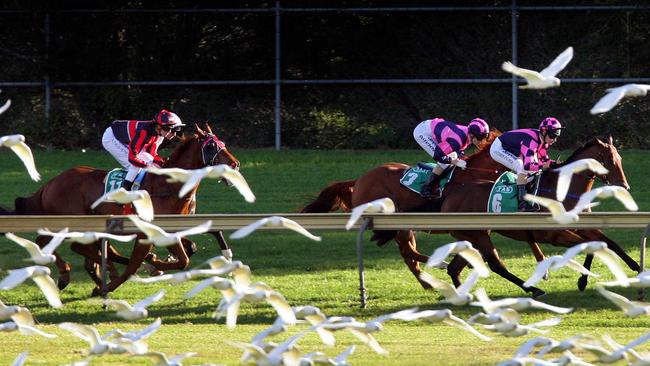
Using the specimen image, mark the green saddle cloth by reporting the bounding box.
[400,162,451,195]
[104,168,127,194]
[487,171,519,213]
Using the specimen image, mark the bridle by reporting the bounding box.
[201,133,227,166]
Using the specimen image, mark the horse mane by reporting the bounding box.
[464,128,502,163]
[165,134,198,166]
[557,138,603,166]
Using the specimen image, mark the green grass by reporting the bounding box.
[0,147,649,365]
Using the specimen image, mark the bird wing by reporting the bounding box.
[173,220,212,240]
[131,318,162,341]
[128,215,167,239]
[95,232,137,243]
[6,233,43,259]
[184,276,230,299]
[458,270,481,296]
[146,167,190,183]
[168,352,198,364]
[9,140,40,182]
[444,315,492,341]
[210,165,256,203]
[59,323,100,346]
[226,341,268,362]
[554,164,578,201]
[0,99,10,115]
[225,295,243,330]
[32,274,63,308]
[178,168,210,198]
[458,247,490,278]
[611,187,639,211]
[134,289,165,310]
[564,258,601,277]
[513,337,553,358]
[0,268,31,290]
[524,194,568,218]
[280,217,322,241]
[418,272,458,300]
[141,352,168,365]
[594,248,629,284]
[230,217,271,239]
[267,292,297,325]
[104,299,133,312]
[41,228,69,255]
[595,286,634,312]
[502,61,544,81]
[528,299,573,314]
[11,308,35,327]
[11,351,28,366]
[426,242,457,268]
[523,257,556,288]
[583,159,609,175]
[90,191,114,209]
[540,46,573,77]
[346,202,372,230]
[129,274,175,284]
[130,191,154,222]
[590,87,627,114]
[346,328,388,355]
[333,345,356,363]
[232,265,252,288]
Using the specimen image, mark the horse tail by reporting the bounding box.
[301,180,355,213]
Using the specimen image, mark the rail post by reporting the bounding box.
[355,217,373,308]
[639,223,650,300]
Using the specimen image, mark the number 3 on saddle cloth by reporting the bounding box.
[400,162,453,196]
[487,172,540,213]
[102,168,147,215]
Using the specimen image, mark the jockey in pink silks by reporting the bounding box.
[413,117,490,198]
[490,117,563,211]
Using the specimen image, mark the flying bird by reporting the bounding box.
[0,321,57,338]
[574,186,638,212]
[425,241,489,278]
[37,228,137,245]
[477,317,563,337]
[553,159,608,201]
[104,289,165,321]
[501,46,574,89]
[552,241,630,285]
[346,197,395,230]
[523,194,595,224]
[11,352,28,366]
[0,134,40,181]
[397,308,492,341]
[220,284,296,330]
[230,215,321,241]
[251,317,289,346]
[596,286,650,317]
[0,299,35,327]
[228,329,310,366]
[148,164,255,202]
[471,288,572,314]
[418,270,481,306]
[6,228,68,265]
[0,265,62,308]
[128,215,212,247]
[590,83,650,114]
[91,188,154,222]
[130,268,224,285]
[59,322,135,355]
[523,254,600,288]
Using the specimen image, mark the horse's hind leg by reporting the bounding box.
[395,231,431,289]
[104,242,153,294]
[452,230,545,297]
[526,231,548,281]
[212,231,233,260]
[447,255,469,288]
[147,241,190,271]
[36,236,71,290]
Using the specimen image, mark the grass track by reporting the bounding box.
[0,146,648,365]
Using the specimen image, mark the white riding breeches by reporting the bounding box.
[490,138,525,175]
[413,121,450,169]
[102,127,154,181]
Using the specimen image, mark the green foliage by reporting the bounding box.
[0,148,649,365]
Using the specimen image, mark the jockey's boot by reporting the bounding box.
[421,173,442,199]
[517,184,538,212]
[120,179,133,191]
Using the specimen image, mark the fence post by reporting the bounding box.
[274,0,282,150]
[356,217,372,308]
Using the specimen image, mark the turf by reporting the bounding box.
[0,146,648,365]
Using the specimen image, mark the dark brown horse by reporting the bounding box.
[439,136,639,296]
[10,123,240,295]
[301,130,536,288]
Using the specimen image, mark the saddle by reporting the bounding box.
[400,162,453,195]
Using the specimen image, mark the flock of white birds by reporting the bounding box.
[0,45,649,366]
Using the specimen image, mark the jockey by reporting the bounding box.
[102,109,185,191]
[489,117,562,211]
[413,117,490,198]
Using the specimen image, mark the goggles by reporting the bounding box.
[161,125,182,133]
[547,128,561,138]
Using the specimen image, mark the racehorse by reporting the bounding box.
[7,123,239,295]
[439,136,639,296]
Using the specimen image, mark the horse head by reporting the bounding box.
[166,123,240,172]
[563,136,629,190]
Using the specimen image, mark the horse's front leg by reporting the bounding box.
[452,230,545,298]
[525,231,548,280]
[104,241,153,294]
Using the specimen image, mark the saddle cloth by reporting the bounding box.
[400,162,452,195]
[102,168,146,195]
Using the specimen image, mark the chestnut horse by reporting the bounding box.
[439,137,639,296]
[9,124,240,295]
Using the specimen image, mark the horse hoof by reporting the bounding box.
[531,288,546,298]
[90,287,102,297]
[577,275,589,291]
[150,270,164,277]
[57,274,70,291]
